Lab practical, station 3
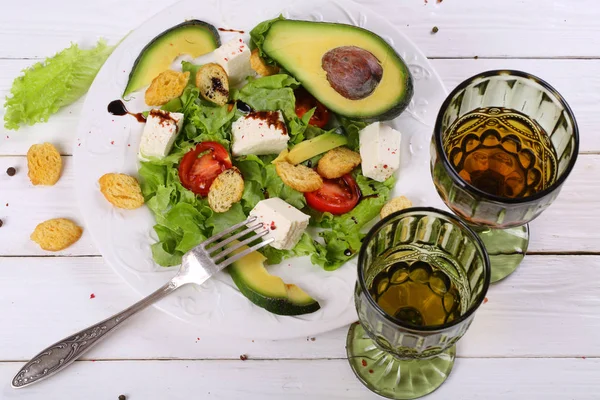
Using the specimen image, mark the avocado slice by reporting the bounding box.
[273,132,348,165]
[123,20,220,96]
[228,246,320,316]
[258,19,413,121]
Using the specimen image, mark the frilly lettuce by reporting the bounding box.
[4,39,115,130]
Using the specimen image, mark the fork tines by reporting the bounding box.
[201,216,274,267]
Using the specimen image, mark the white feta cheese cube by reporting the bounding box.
[138,109,184,159]
[358,122,401,182]
[231,111,289,156]
[249,198,310,250]
[214,37,254,85]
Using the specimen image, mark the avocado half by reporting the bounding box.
[123,20,221,96]
[228,246,320,316]
[259,19,414,121]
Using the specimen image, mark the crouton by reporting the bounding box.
[31,218,83,251]
[317,147,361,179]
[250,48,280,77]
[27,142,62,186]
[208,167,244,213]
[145,69,189,106]
[196,63,229,106]
[380,196,413,219]
[98,173,144,209]
[275,162,323,192]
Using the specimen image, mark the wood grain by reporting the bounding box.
[0,255,598,361]
[1,358,598,399]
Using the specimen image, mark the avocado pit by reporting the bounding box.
[321,46,383,100]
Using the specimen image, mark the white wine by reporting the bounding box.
[368,255,464,327]
[443,107,558,198]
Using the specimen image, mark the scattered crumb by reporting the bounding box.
[310,337,316,342]
[0,220,3,228]
[6,167,16,176]
[582,356,586,359]
[251,340,254,343]
[437,0,443,2]
[5,203,8,207]
[369,369,374,374]
[90,293,96,299]
[474,55,479,59]
[240,354,248,361]
[118,395,126,400]
[361,359,367,367]
[431,26,439,34]
[483,297,489,304]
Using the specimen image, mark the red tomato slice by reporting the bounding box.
[178,142,232,197]
[295,87,330,128]
[305,174,361,215]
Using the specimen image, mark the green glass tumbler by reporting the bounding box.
[431,70,579,282]
[347,207,490,399]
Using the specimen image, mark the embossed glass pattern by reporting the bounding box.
[346,208,490,399]
[431,70,579,228]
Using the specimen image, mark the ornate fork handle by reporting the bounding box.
[12,279,183,388]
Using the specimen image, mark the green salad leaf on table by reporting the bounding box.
[4,39,116,130]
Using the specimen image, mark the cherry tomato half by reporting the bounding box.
[305,174,361,215]
[178,142,232,197]
[295,87,330,128]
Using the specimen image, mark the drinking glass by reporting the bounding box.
[431,70,579,282]
[346,207,490,399]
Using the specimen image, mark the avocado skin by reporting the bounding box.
[123,20,221,97]
[229,266,321,316]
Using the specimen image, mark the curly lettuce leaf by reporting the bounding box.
[249,15,286,63]
[4,39,115,130]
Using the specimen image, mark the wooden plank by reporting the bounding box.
[0,255,598,361]
[0,0,599,59]
[0,156,98,256]
[2,58,600,155]
[1,153,597,256]
[0,358,598,399]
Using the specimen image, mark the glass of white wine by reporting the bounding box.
[431,70,579,282]
[346,207,491,399]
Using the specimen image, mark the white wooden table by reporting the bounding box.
[1,1,599,398]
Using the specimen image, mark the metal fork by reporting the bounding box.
[12,216,272,389]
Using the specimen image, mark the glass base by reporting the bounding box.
[346,323,456,400]
[473,224,529,283]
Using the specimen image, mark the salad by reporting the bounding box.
[122,17,413,315]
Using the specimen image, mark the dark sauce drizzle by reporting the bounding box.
[108,99,146,123]
[218,27,245,34]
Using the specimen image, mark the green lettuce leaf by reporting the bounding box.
[249,15,286,63]
[4,39,115,130]
[338,116,367,152]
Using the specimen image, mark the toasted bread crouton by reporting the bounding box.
[275,162,323,192]
[31,218,83,251]
[196,63,229,106]
[27,142,62,186]
[208,167,244,213]
[250,48,280,77]
[98,173,144,209]
[380,196,413,219]
[317,147,361,179]
[145,69,190,106]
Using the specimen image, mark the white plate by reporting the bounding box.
[73,0,447,340]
